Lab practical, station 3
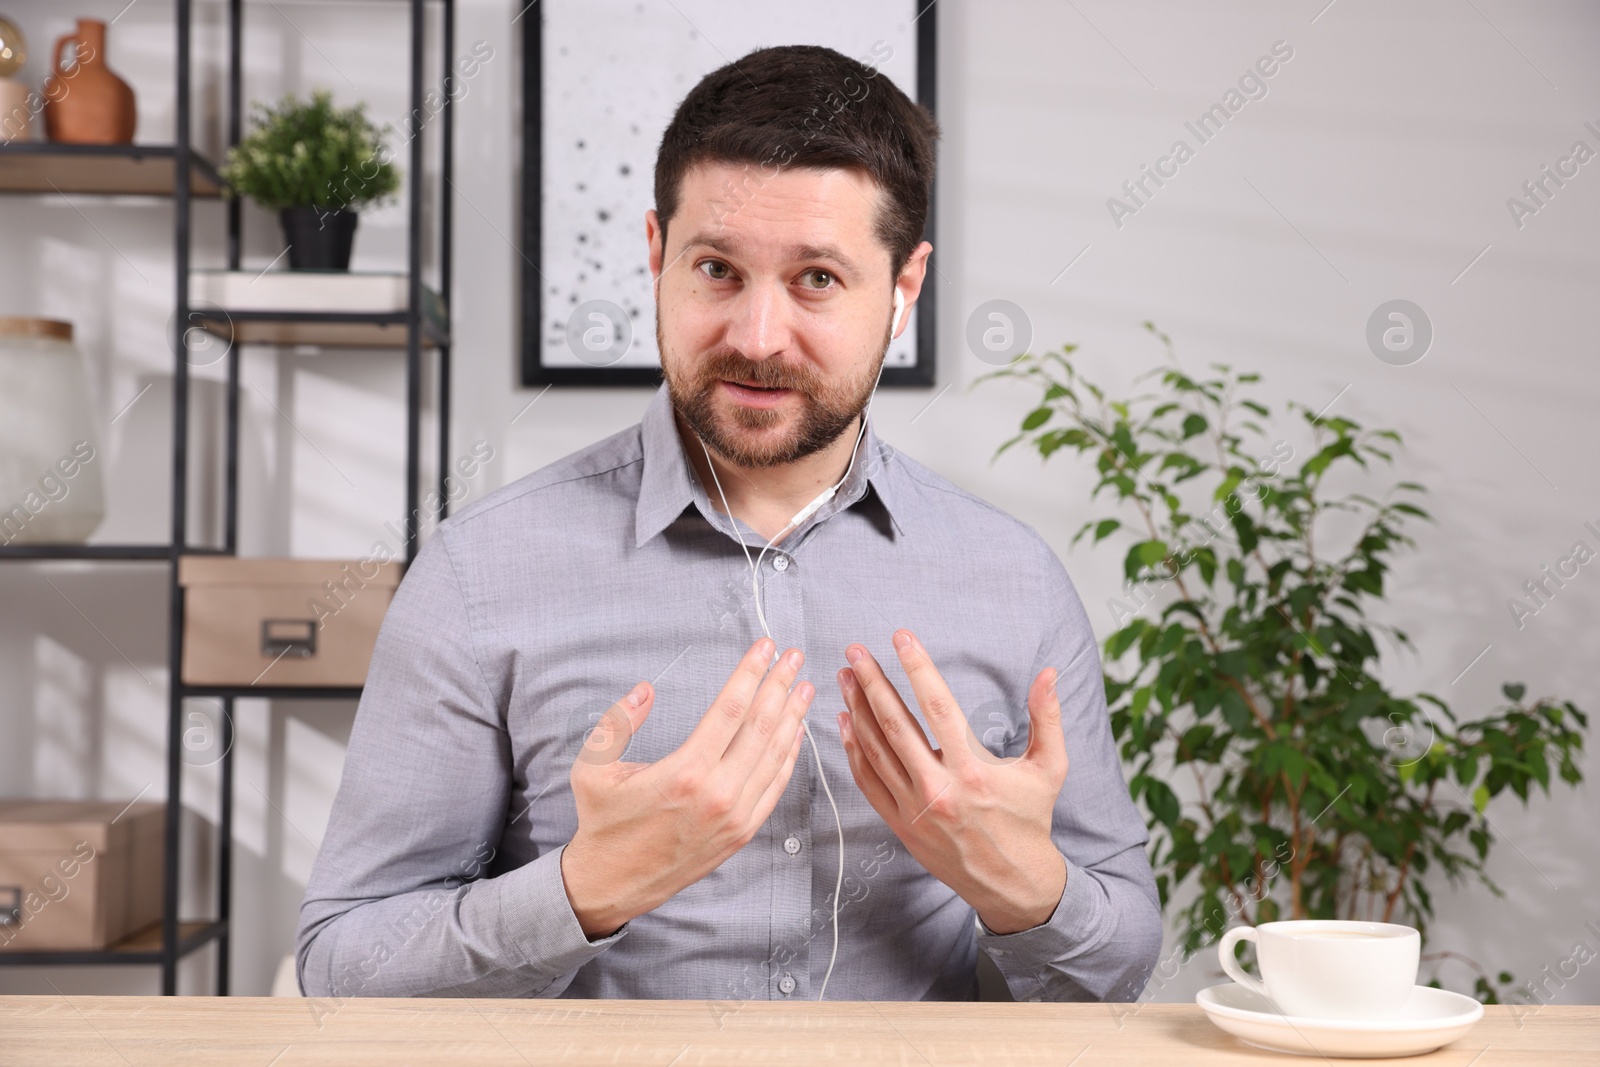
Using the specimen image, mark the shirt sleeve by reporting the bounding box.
[974,544,1164,1002]
[295,529,626,999]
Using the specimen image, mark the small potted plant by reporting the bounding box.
[219,89,400,270]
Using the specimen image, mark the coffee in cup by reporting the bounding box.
[1218,920,1420,1019]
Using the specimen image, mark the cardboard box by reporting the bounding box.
[178,556,402,687]
[0,800,165,952]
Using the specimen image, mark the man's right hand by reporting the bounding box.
[560,637,815,939]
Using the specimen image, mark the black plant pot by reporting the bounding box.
[279,207,359,271]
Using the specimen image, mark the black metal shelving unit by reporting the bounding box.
[0,0,454,995]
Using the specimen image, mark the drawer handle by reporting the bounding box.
[261,618,317,659]
[0,886,20,927]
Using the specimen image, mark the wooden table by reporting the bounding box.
[0,997,1593,1065]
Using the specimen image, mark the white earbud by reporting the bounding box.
[892,288,905,335]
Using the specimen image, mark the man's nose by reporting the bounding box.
[724,283,791,361]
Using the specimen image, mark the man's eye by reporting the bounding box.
[698,260,732,280]
[801,269,835,290]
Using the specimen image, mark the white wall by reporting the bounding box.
[2,0,1595,1005]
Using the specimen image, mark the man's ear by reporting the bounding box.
[646,208,665,284]
[892,239,934,335]
[901,239,933,294]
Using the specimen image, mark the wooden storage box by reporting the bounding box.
[0,800,165,952]
[178,556,403,687]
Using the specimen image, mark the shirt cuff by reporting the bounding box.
[463,842,628,992]
[974,855,1114,1001]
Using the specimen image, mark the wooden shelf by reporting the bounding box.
[0,143,224,198]
[0,544,171,561]
[0,920,223,966]
[201,310,449,350]
[111,921,210,955]
[0,544,230,562]
[179,684,364,700]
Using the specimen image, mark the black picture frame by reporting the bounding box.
[519,6,938,387]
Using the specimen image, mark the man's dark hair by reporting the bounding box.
[654,44,939,279]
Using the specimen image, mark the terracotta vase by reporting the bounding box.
[42,18,136,145]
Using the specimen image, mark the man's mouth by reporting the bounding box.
[720,379,793,402]
[725,378,785,391]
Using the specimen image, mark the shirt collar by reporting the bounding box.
[634,381,907,549]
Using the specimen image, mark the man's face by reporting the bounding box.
[648,162,906,469]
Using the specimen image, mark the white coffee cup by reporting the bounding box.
[1218,920,1420,1020]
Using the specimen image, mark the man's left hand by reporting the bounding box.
[834,629,1069,935]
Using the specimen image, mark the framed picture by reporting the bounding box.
[520,1,938,387]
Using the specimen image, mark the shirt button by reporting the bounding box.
[771,554,789,572]
[778,974,796,995]
[783,836,801,855]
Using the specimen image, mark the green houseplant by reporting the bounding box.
[978,324,1587,1003]
[219,89,400,270]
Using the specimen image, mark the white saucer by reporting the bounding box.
[1196,982,1484,1058]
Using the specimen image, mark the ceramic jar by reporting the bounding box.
[0,318,106,544]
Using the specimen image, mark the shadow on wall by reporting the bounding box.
[230,699,358,997]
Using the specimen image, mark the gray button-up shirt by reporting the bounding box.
[297,382,1162,1003]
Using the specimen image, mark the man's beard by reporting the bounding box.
[658,316,889,470]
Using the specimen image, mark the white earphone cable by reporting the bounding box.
[694,287,902,1001]
[700,437,849,1001]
